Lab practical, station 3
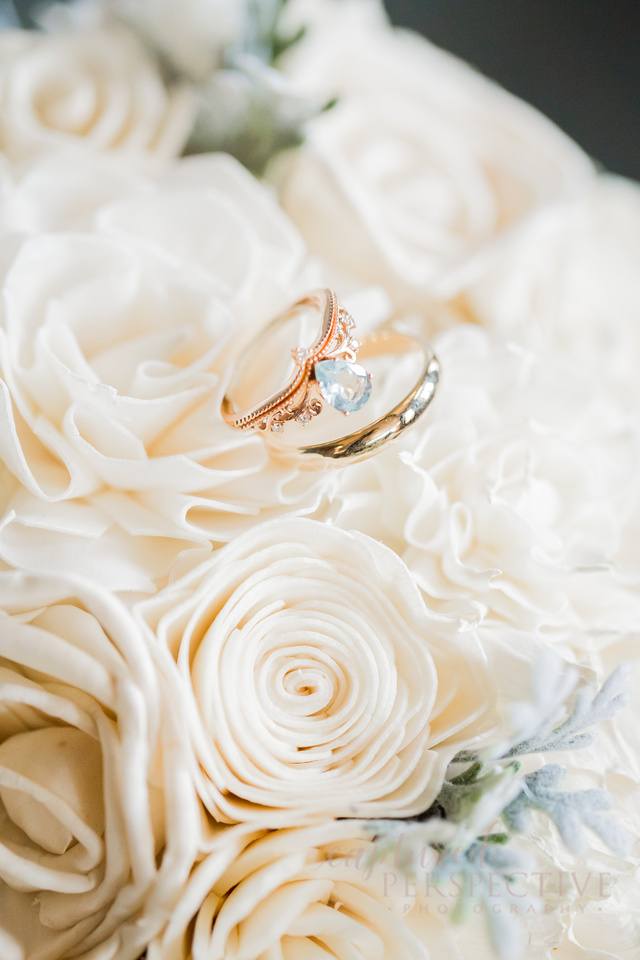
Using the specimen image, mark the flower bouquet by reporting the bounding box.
[0,2,638,959]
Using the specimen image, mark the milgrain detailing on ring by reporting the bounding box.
[222,289,370,433]
[222,289,440,465]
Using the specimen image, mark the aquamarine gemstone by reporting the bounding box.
[314,359,372,414]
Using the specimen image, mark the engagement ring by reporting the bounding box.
[222,289,439,464]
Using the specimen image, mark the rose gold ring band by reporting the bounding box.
[221,288,439,465]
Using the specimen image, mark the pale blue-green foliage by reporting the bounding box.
[436,754,630,861]
[505,662,630,758]
[186,0,330,173]
[453,649,580,765]
[435,760,522,824]
[361,819,538,960]
[186,53,325,174]
[421,659,632,960]
[240,0,304,63]
[314,663,629,960]
[360,817,459,873]
[4,0,326,174]
[446,664,631,861]
[501,763,630,857]
[428,841,539,960]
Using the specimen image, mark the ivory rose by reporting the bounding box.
[0,152,336,592]
[0,570,199,960]
[109,0,248,83]
[274,0,593,310]
[147,819,456,960]
[138,516,497,824]
[149,644,640,960]
[328,324,640,642]
[0,26,193,163]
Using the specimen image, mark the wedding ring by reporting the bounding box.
[221,289,439,464]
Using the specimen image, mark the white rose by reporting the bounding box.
[148,646,640,960]
[274,0,593,310]
[0,152,335,592]
[0,570,199,960]
[328,325,640,642]
[0,26,194,163]
[447,174,640,414]
[148,818,457,960]
[0,151,162,236]
[137,516,498,824]
[0,930,23,960]
[108,0,249,83]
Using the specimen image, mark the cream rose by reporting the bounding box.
[109,0,248,83]
[148,643,640,960]
[274,0,593,310]
[0,930,23,960]
[328,325,640,642]
[138,517,497,823]
[447,174,640,414]
[148,818,461,960]
[0,570,199,960]
[144,644,637,960]
[0,152,335,592]
[0,26,194,163]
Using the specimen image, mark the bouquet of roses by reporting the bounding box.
[0,2,638,959]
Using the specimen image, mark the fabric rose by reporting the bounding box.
[149,639,640,960]
[148,818,459,960]
[0,929,23,960]
[327,324,640,643]
[0,151,337,592]
[445,174,640,414]
[0,26,194,163]
[108,0,249,83]
[138,516,497,823]
[274,0,593,310]
[0,570,199,960]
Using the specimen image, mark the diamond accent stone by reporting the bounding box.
[314,359,372,414]
[292,346,311,363]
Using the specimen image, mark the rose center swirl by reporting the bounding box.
[256,638,360,743]
[270,655,340,717]
[245,625,378,761]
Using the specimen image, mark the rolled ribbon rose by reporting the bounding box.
[109,0,246,83]
[143,639,640,960]
[148,819,458,960]
[0,152,333,592]
[0,571,199,960]
[138,517,498,823]
[0,26,194,162]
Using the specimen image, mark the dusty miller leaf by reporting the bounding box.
[430,841,539,960]
[501,764,630,857]
[435,760,522,825]
[505,662,630,758]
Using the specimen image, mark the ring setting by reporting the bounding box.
[228,291,372,434]
[221,288,440,465]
